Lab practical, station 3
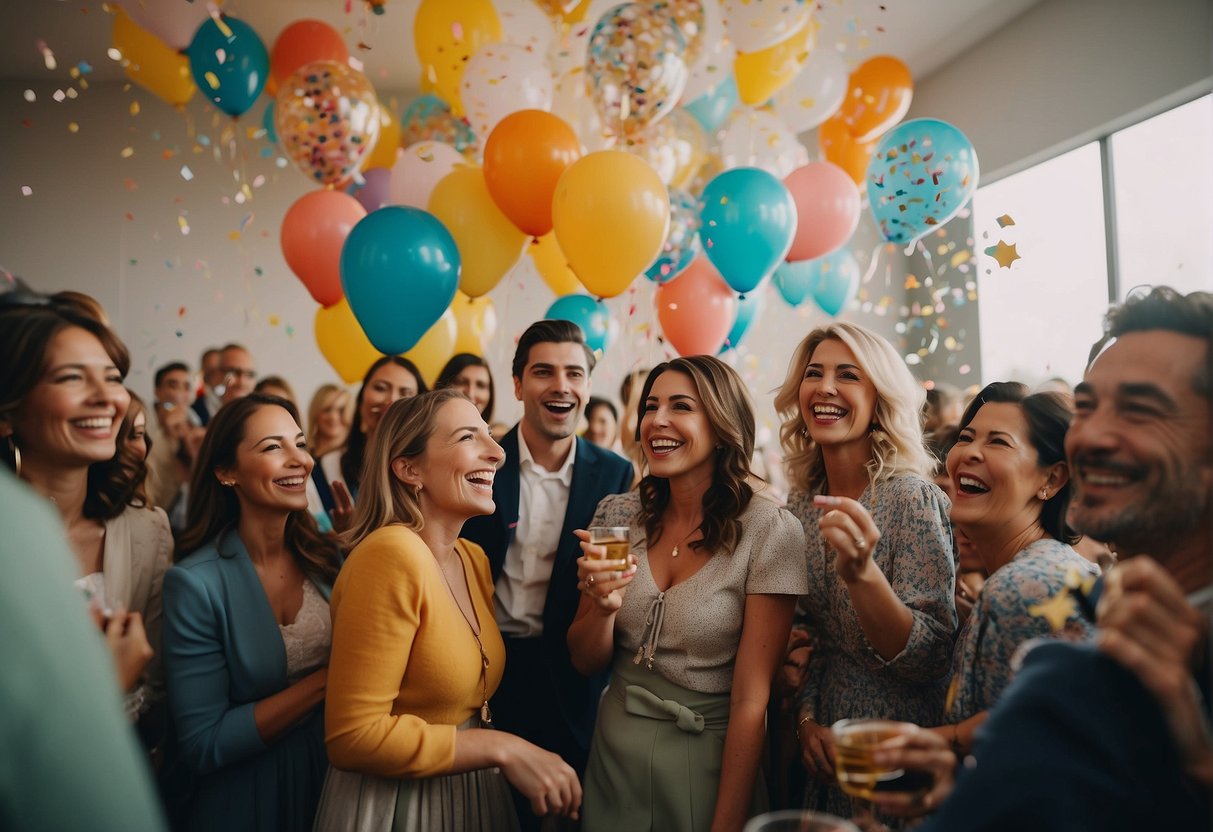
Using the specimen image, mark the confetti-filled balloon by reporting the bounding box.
[723,0,811,53]
[546,294,612,355]
[838,55,914,144]
[656,257,737,356]
[414,0,502,117]
[699,167,797,295]
[720,107,808,180]
[680,0,733,103]
[276,61,380,186]
[773,46,847,133]
[188,15,269,117]
[663,0,708,69]
[586,3,689,135]
[867,118,979,245]
[645,189,701,284]
[550,68,614,153]
[461,42,554,142]
[400,94,479,155]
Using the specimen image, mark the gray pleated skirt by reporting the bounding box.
[312,718,520,832]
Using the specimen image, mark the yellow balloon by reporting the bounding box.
[734,20,814,106]
[552,151,670,299]
[315,299,383,384]
[360,105,402,171]
[529,233,582,297]
[414,0,502,117]
[429,165,528,298]
[404,309,458,386]
[112,9,195,107]
[451,291,498,356]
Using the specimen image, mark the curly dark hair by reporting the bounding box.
[88,390,152,515]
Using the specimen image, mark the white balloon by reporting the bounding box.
[390,141,465,210]
[723,0,811,53]
[773,47,848,133]
[461,42,554,141]
[546,0,619,79]
[497,1,554,53]
[550,69,616,153]
[720,107,808,179]
[680,0,734,104]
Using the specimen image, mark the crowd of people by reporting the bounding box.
[0,274,1208,832]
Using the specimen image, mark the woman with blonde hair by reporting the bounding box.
[306,383,351,461]
[314,389,580,831]
[775,322,955,823]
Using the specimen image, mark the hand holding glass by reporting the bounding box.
[587,526,631,569]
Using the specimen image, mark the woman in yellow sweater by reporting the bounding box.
[313,389,582,831]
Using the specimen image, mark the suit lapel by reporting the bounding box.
[496,428,522,534]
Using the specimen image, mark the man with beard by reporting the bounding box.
[875,286,1212,831]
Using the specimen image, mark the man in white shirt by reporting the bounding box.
[462,320,633,830]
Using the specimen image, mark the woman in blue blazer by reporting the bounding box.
[163,394,343,831]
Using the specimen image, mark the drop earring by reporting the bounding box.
[8,437,20,478]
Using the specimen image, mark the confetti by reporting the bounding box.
[180,165,194,181]
[52,89,66,103]
[268,315,280,326]
[984,240,1020,269]
[23,89,35,102]
[68,122,79,133]
[178,216,190,235]
[178,306,187,317]
[120,146,134,158]
[130,101,140,116]
[37,40,56,70]
[204,71,220,90]
[996,214,1016,228]
[20,186,32,196]
[107,47,122,62]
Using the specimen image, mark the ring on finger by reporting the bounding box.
[854,536,866,551]
[587,574,595,586]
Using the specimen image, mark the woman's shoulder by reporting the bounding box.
[170,540,225,578]
[595,490,641,520]
[345,525,430,572]
[1004,538,1097,581]
[871,474,948,515]
[110,503,171,533]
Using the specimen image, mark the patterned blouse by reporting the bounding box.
[945,537,1099,722]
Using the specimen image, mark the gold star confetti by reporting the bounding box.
[985,240,1020,269]
[1028,589,1077,632]
[996,214,1016,228]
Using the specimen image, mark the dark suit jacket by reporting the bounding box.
[460,427,634,752]
[191,395,211,427]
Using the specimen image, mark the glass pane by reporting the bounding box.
[1112,94,1213,298]
[971,143,1109,390]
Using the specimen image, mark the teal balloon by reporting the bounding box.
[545,294,611,355]
[340,207,460,355]
[720,290,762,353]
[866,118,979,245]
[810,249,861,316]
[684,75,739,133]
[773,260,815,307]
[262,100,277,144]
[645,189,701,284]
[699,167,797,295]
[187,16,268,117]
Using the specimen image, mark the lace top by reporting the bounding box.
[280,580,331,684]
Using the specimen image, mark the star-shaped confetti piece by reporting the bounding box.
[1029,589,1078,632]
[985,240,1020,269]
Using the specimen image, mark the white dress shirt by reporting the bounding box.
[494,431,576,637]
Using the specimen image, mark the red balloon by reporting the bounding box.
[268,20,350,96]
[784,162,861,262]
[656,257,737,356]
[280,190,366,306]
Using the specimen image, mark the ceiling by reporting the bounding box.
[6,0,1042,96]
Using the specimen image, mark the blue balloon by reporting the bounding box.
[866,118,979,245]
[684,75,739,133]
[340,207,460,355]
[262,100,277,144]
[813,249,861,316]
[773,260,815,308]
[645,189,701,284]
[699,167,797,295]
[545,294,612,355]
[187,16,269,117]
[719,290,763,353]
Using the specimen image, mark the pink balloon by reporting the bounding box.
[116,0,213,51]
[784,162,861,262]
[390,141,465,210]
[655,257,738,356]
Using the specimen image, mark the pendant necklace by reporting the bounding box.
[438,547,493,726]
[669,519,702,558]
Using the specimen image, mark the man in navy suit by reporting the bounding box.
[462,320,633,830]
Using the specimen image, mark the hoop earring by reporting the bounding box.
[8,437,20,478]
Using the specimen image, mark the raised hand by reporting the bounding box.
[573,529,638,614]
[815,495,884,584]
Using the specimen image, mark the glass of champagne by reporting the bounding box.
[743,810,860,832]
[587,526,631,570]
[832,718,926,826]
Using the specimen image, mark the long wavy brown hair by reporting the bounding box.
[177,393,341,585]
[634,356,755,556]
[89,390,151,513]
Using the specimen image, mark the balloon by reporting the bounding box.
[699,167,797,295]
[315,298,383,384]
[390,141,465,209]
[112,9,196,107]
[733,19,812,106]
[684,75,739,134]
[529,233,583,297]
[773,259,813,307]
[414,0,502,117]
[680,0,733,103]
[546,295,612,355]
[276,61,380,185]
[655,257,737,356]
[645,189,701,284]
[281,190,367,307]
[534,0,597,25]
[773,46,847,132]
[404,309,458,386]
[552,151,670,298]
[484,110,582,237]
[187,15,269,117]
[784,161,860,262]
[723,0,811,53]
[867,118,979,245]
[354,167,393,212]
[819,112,877,186]
[545,0,619,79]
[772,249,860,315]
[721,290,763,352]
[720,107,808,180]
[360,106,402,171]
[115,0,214,51]
[838,55,913,143]
[451,291,498,356]
[428,165,528,298]
[687,150,724,198]
[261,100,277,143]
[498,2,554,53]
[586,4,689,135]
[624,110,707,189]
[340,207,460,354]
[550,69,614,154]
[268,19,349,97]
[400,94,479,155]
[668,0,708,68]
[461,42,554,141]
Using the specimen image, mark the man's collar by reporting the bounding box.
[517,428,576,485]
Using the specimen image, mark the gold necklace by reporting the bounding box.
[668,518,703,558]
[437,548,493,726]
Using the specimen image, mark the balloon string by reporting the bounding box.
[860,241,885,288]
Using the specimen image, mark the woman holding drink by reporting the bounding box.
[774,323,956,823]
[568,355,808,831]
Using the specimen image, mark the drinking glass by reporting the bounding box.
[832,718,925,827]
[743,810,860,832]
[587,526,631,569]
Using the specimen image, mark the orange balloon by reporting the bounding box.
[268,20,350,98]
[819,113,876,187]
[281,190,367,306]
[838,55,913,144]
[655,257,737,356]
[484,110,582,238]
